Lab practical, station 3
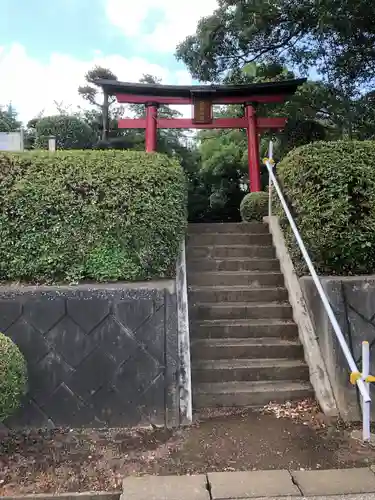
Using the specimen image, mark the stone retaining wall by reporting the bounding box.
[300,275,375,420]
[0,281,180,429]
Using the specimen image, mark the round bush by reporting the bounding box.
[0,150,187,283]
[240,191,268,221]
[277,140,375,275]
[0,333,27,422]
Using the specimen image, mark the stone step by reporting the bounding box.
[193,380,313,408]
[190,319,298,339]
[192,358,310,383]
[188,271,284,287]
[188,233,272,246]
[189,286,289,304]
[188,245,275,260]
[188,222,269,234]
[191,302,293,321]
[191,338,304,360]
[187,258,280,272]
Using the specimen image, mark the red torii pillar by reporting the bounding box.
[245,104,261,192]
[145,103,158,153]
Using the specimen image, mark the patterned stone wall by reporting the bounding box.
[0,282,179,429]
[300,276,375,420]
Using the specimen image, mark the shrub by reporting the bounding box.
[240,191,268,222]
[0,150,187,283]
[0,333,27,422]
[35,115,95,150]
[277,140,375,275]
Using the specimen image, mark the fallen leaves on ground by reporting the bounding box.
[261,398,333,429]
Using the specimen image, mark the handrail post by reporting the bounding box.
[268,173,273,218]
[362,341,371,441]
[267,142,274,217]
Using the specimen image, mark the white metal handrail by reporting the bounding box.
[265,141,371,442]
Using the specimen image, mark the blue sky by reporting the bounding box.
[0,0,218,122]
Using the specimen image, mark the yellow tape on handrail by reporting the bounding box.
[350,372,375,385]
[350,372,361,385]
[263,157,275,166]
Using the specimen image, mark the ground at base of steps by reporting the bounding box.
[1,399,375,496]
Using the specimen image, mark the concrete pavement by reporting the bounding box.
[121,467,375,499]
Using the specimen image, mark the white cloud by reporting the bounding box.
[0,43,192,124]
[105,0,218,52]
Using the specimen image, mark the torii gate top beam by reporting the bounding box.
[95,78,306,105]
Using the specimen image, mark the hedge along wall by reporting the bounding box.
[276,140,375,276]
[0,150,187,283]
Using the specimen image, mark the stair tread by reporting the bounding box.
[192,302,290,307]
[190,232,269,236]
[195,318,296,326]
[188,257,278,262]
[189,223,267,228]
[189,271,282,275]
[190,287,285,293]
[191,337,301,347]
[194,380,312,394]
[188,244,274,248]
[193,358,307,370]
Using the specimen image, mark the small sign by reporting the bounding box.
[193,98,212,124]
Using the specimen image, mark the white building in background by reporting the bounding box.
[0,131,24,151]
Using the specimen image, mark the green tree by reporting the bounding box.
[24,112,44,150]
[78,66,119,141]
[176,0,375,91]
[198,127,248,221]
[78,67,152,150]
[0,104,21,132]
[35,115,95,150]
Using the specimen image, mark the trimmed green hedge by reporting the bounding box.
[277,141,375,275]
[0,150,187,283]
[240,191,268,222]
[0,333,27,422]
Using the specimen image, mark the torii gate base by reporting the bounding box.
[96,79,306,192]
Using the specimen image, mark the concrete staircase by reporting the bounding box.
[187,222,313,409]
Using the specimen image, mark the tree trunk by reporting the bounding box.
[102,92,109,141]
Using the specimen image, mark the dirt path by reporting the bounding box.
[1,400,374,495]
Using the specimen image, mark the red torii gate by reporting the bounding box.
[97,78,305,192]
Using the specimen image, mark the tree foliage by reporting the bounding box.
[78,66,119,141]
[35,115,95,150]
[0,105,21,133]
[176,0,375,91]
